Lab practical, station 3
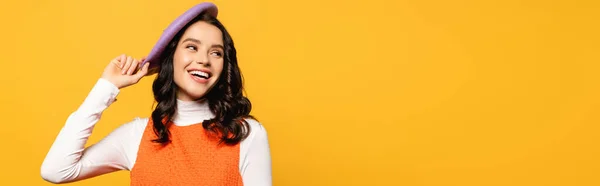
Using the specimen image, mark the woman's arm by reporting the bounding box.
[41,79,129,183]
[41,55,149,183]
[240,119,273,186]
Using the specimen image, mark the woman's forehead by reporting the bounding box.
[180,21,223,45]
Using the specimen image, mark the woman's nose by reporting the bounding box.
[194,54,210,66]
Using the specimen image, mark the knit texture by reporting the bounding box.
[130,119,243,186]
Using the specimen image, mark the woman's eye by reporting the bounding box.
[186,45,197,51]
[210,51,223,57]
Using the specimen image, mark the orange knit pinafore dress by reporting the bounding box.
[130,119,243,186]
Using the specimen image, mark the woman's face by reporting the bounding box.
[173,21,225,101]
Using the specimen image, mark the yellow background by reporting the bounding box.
[0,0,599,185]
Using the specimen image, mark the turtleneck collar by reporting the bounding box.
[172,99,215,126]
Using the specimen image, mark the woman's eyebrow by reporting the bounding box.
[182,38,201,44]
[182,38,223,49]
[211,44,224,50]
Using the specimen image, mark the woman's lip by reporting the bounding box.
[187,68,212,77]
[189,73,209,84]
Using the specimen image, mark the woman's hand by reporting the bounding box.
[101,54,150,89]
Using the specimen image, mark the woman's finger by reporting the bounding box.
[134,62,150,80]
[118,54,126,68]
[122,56,133,75]
[111,59,122,69]
[127,59,139,75]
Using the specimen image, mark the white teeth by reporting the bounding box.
[190,70,209,78]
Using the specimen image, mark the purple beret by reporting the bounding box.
[142,2,218,74]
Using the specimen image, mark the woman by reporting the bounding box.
[41,2,272,185]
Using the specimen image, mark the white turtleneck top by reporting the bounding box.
[41,78,272,185]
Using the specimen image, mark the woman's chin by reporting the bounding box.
[176,79,217,100]
[190,91,208,100]
[177,87,208,101]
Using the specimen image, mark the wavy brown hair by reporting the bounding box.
[151,13,253,145]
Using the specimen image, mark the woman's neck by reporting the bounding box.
[172,99,214,126]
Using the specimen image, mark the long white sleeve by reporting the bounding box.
[40,78,143,183]
[240,119,273,186]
